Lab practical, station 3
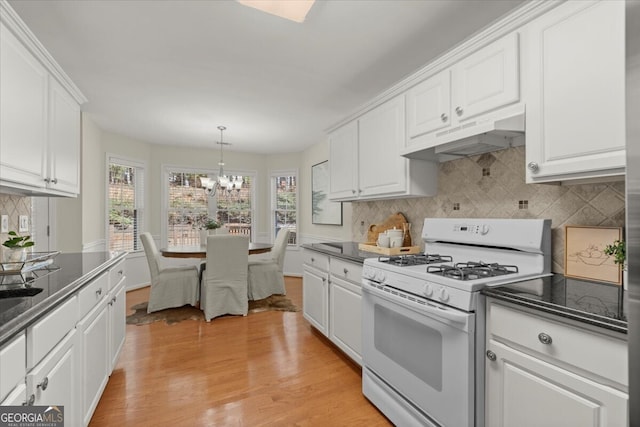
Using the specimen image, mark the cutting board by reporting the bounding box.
[366,212,412,247]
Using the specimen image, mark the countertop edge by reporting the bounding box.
[482,287,628,335]
[301,243,372,264]
[0,251,128,346]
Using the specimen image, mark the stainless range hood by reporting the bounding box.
[400,103,525,161]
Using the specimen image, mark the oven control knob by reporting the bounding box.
[481,224,490,235]
[438,287,449,302]
[376,271,386,283]
[423,284,433,297]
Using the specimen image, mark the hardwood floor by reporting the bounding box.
[89,277,391,426]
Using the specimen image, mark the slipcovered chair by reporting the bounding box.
[140,232,199,314]
[247,228,290,300]
[200,235,250,321]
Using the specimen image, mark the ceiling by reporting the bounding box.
[8,0,525,154]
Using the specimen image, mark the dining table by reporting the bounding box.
[160,242,273,258]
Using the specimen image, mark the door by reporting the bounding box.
[48,77,81,195]
[486,340,628,427]
[302,265,328,336]
[329,276,362,365]
[362,281,475,427]
[406,69,451,140]
[109,280,126,371]
[27,330,79,427]
[358,95,407,198]
[524,0,625,182]
[0,23,48,189]
[78,303,109,426]
[451,32,519,122]
[328,121,358,200]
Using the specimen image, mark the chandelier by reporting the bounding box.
[200,126,243,197]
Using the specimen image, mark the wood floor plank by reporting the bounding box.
[89,277,391,426]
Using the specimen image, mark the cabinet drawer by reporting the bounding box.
[303,250,329,271]
[78,271,108,319]
[329,258,363,285]
[27,296,78,369]
[0,332,25,401]
[108,260,125,290]
[488,302,627,386]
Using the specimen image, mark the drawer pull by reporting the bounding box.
[37,377,49,391]
[96,288,103,297]
[343,268,348,275]
[311,257,315,262]
[25,394,35,406]
[538,332,553,345]
[486,350,497,361]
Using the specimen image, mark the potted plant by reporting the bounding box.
[2,231,35,266]
[604,239,626,288]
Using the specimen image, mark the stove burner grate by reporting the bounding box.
[378,253,453,267]
[427,261,519,281]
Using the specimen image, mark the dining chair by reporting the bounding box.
[247,228,290,300]
[200,234,250,321]
[140,232,199,313]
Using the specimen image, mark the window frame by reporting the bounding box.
[161,164,257,246]
[270,169,298,248]
[105,154,146,253]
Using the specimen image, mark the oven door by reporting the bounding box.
[362,279,475,427]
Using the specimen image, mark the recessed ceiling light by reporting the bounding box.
[236,0,315,23]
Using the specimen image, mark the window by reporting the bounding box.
[164,167,255,245]
[272,171,297,245]
[107,157,144,252]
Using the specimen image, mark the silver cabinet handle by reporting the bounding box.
[37,376,49,391]
[26,394,35,406]
[118,270,124,275]
[352,190,356,194]
[455,106,463,116]
[440,113,448,122]
[527,162,539,172]
[343,268,348,275]
[486,350,497,361]
[51,178,58,184]
[310,257,315,262]
[44,178,51,183]
[96,288,103,297]
[538,332,553,345]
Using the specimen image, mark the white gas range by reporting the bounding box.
[361,218,551,427]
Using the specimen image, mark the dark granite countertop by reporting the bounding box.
[302,242,378,264]
[0,251,127,346]
[482,274,627,335]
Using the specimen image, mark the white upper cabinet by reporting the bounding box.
[0,1,86,196]
[328,121,358,200]
[406,32,520,150]
[523,0,625,183]
[329,95,437,201]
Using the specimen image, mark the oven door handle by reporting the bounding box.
[363,280,471,326]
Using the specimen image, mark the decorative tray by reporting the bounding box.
[0,251,61,274]
[358,243,421,256]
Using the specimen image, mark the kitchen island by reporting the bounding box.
[0,251,127,426]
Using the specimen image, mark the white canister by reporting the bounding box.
[377,233,390,248]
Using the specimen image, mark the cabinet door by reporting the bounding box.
[78,303,109,426]
[109,280,126,372]
[524,0,625,182]
[328,121,358,200]
[329,276,362,365]
[451,32,519,122]
[486,340,628,427]
[48,77,81,195]
[27,329,79,427]
[0,23,48,189]
[1,383,26,406]
[302,266,329,336]
[358,95,407,198]
[406,69,451,140]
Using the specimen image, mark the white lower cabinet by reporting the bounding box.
[108,279,126,371]
[0,332,26,403]
[1,382,26,406]
[27,329,79,425]
[485,300,628,427]
[302,265,329,336]
[329,276,362,365]
[303,249,363,365]
[78,301,110,426]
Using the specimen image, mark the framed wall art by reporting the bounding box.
[565,225,622,285]
[311,161,342,225]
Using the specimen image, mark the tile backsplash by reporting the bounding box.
[351,146,625,273]
[0,194,32,244]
